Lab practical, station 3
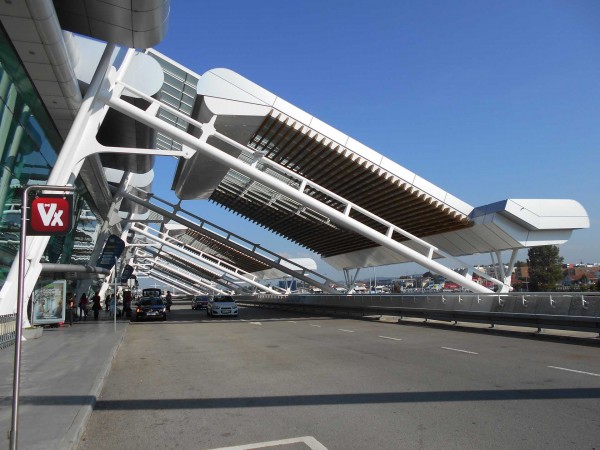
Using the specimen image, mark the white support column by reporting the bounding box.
[0,44,118,317]
[77,172,134,299]
[343,268,361,293]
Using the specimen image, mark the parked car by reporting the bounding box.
[132,297,167,322]
[207,295,238,317]
[192,295,211,310]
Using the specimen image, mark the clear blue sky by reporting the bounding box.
[152,0,599,280]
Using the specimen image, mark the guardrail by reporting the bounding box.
[236,293,600,334]
[0,313,17,350]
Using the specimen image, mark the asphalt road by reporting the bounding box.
[78,304,600,450]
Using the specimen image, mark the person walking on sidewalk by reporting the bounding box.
[109,294,118,320]
[79,293,88,320]
[92,291,101,320]
[67,293,76,325]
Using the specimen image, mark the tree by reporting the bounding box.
[526,245,564,292]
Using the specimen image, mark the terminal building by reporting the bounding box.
[0,1,590,319]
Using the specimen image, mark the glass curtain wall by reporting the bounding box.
[0,25,100,289]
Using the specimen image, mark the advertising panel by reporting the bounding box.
[120,264,134,283]
[32,280,66,325]
[97,235,125,269]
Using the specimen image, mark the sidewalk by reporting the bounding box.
[0,316,128,449]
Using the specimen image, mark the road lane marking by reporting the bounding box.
[310,324,321,327]
[288,321,297,323]
[379,336,402,341]
[208,435,328,450]
[441,346,478,355]
[548,366,600,377]
[338,329,354,333]
[249,322,262,325]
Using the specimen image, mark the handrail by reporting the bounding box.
[236,293,600,334]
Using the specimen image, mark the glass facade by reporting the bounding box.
[0,25,100,290]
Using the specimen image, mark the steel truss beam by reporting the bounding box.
[132,240,242,293]
[133,246,241,294]
[121,189,339,293]
[130,223,279,294]
[144,271,196,295]
[132,246,235,294]
[150,259,229,295]
[146,266,222,296]
[107,80,501,293]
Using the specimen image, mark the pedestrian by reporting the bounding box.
[123,291,132,319]
[67,292,76,325]
[105,293,110,311]
[79,293,88,320]
[109,294,117,319]
[92,291,101,320]
[165,291,172,311]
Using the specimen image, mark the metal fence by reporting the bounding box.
[0,313,16,350]
[237,292,600,334]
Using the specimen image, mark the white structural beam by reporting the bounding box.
[107,82,496,293]
[120,189,339,293]
[132,245,243,293]
[0,44,118,316]
[130,224,279,295]
[145,271,196,295]
[151,260,228,295]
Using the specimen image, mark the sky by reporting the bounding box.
[150,0,600,281]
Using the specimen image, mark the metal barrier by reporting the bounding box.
[237,293,600,334]
[0,313,17,350]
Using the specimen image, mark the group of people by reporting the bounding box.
[66,290,135,324]
[65,290,172,325]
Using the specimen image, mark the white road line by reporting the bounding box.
[249,322,262,325]
[310,324,321,327]
[441,346,478,355]
[338,329,354,333]
[288,321,297,323]
[548,366,600,377]
[379,336,402,341]
[207,435,328,450]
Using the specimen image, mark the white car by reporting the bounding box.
[207,295,238,317]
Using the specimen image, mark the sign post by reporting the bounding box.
[114,256,118,332]
[10,185,74,450]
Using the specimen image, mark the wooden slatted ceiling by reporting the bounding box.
[208,113,472,258]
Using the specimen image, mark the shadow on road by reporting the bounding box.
[12,387,600,410]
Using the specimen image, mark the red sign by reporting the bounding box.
[28,195,73,236]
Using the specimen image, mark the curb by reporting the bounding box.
[59,324,129,450]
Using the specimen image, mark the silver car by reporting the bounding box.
[207,295,238,317]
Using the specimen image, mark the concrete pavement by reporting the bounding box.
[0,315,128,449]
[0,306,597,449]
